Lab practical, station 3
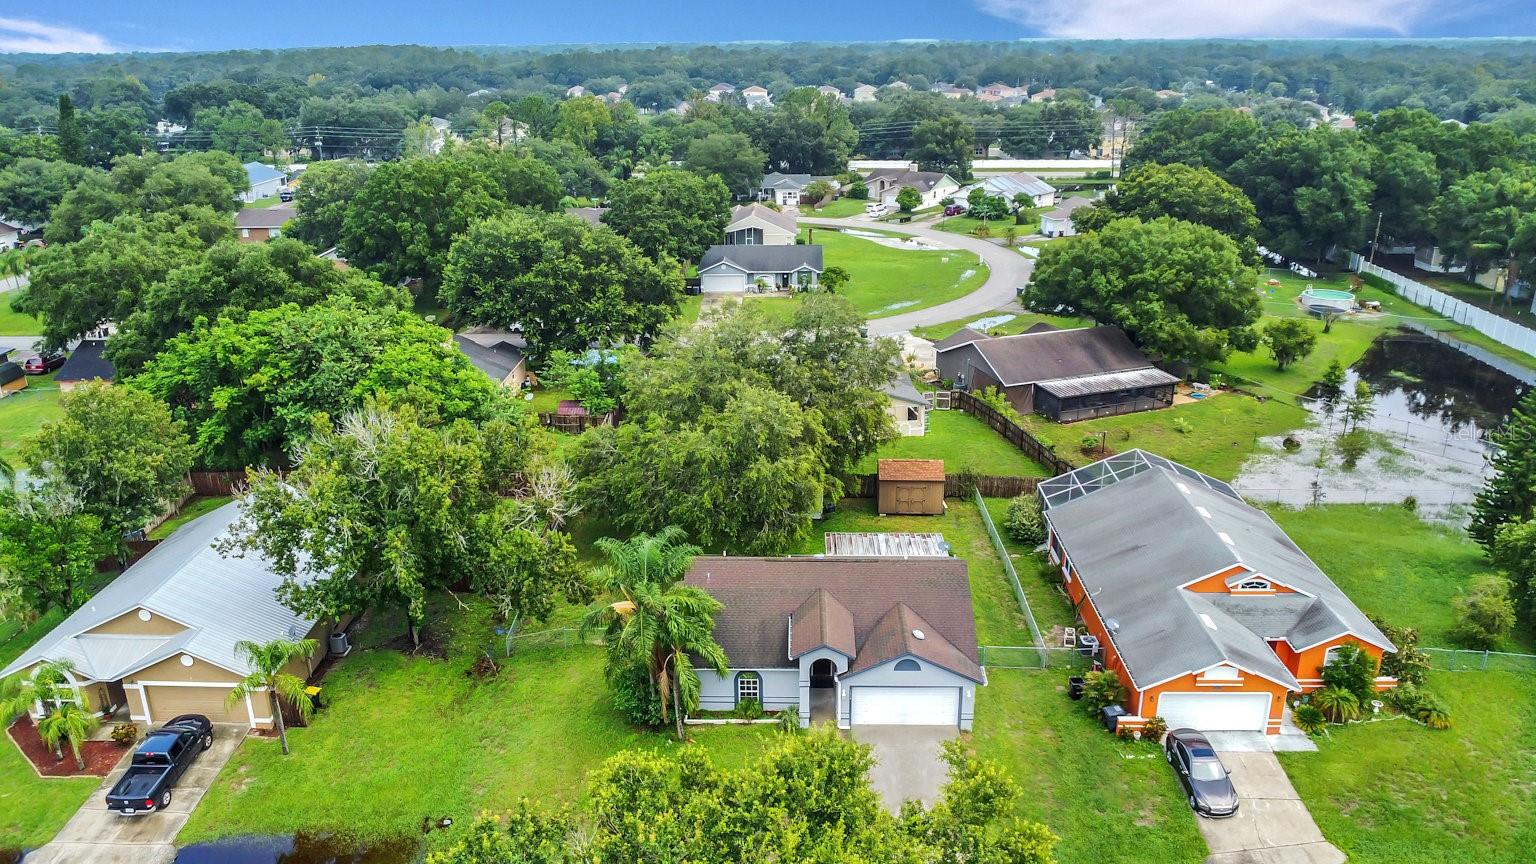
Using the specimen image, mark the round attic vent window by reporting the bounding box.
[912,629,926,640]
[137,609,152,622]
[180,654,194,667]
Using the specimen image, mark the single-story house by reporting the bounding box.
[1030,88,1057,103]
[0,220,20,249]
[453,333,528,389]
[565,206,608,227]
[878,459,946,516]
[1039,196,1095,237]
[725,203,796,246]
[687,555,983,728]
[240,162,287,203]
[697,244,823,294]
[235,205,296,242]
[760,172,815,207]
[1413,245,1466,274]
[1038,450,1398,734]
[0,501,344,730]
[936,324,1178,422]
[0,360,25,398]
[865,169,961,210]
[962,173,1057,209]
[54,339,115,391]
[932,85,970,99]
[883,372,927,437]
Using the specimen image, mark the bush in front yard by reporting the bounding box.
[1368,616,1430,687]
[1004,493,1045,546]
[1311,686,1361,723]
[1387,683,1453,730]
[1452,574,1516,650]
[1081,670,1126,716]
[606,657,666,727]
[1290,703,1327,735]
[1320,643,1377,702]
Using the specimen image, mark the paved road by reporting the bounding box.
[801,216,1033,336]
[1196,750,1344,864]
[24,725,246,864]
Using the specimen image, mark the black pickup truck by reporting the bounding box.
[105,714,214,815]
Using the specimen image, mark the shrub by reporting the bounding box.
[607,656,666,727]
[1336,428,1370,470]
[1003,493,1045,545]
[1172,417,1193,435]
[1368,616,1430,687]
[1401,495,1418,512]
[954,467,979,498]
[1388,683,1452,730]
[1291,703,1327,735]
[733,698,763,721]
[1453,574,1516,650]
[1080,435,1099,454]
[847,181,868,200]
[110,723,140,746]
[1311,686,1361,723]
[1142,715,1168,740]
[776,707,800,734]
[1320,643,1377,702]
[1081,670,1126,715]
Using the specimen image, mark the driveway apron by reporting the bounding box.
[1198,749,1345,864]
[851,725,953,814]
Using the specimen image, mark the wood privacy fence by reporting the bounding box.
[537,412,614,433]
[845,473,1038,499]
[949,389,1077,476]
[188,470,250,496]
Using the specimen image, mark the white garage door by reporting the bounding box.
[1156,692,1271,732]
[850,686,959,726]
[700,272,745,294]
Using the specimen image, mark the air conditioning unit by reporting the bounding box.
[328,631,351,656]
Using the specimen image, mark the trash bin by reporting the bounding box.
[1068,676,1085,701]
[1101,704,1127,732]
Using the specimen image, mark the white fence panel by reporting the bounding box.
[1351,253,1536,359]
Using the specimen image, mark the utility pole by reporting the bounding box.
[1367,211,1383,265]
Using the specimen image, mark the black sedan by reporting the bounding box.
[1164,728,1239,818]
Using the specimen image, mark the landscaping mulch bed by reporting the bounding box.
[6,716,127,777]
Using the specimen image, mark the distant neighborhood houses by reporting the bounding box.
[864,168,961,210]
[235,205,296,242]
[240,161,287,203]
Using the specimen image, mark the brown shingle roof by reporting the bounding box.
[878,459,945,482]
[931,327,989,352]
[846,603,983,682]
[684,557,978,671]
[789,589,856,658]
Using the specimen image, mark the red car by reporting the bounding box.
[943,204,967,216]
[23,352,65,374]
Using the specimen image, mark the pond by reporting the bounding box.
[1234,328,1530,517]
[172,834,420,864]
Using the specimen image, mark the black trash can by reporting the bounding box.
[1101,704,1127,732]
[1068,676,1085,701]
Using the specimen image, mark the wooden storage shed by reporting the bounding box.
[877,459,946,516]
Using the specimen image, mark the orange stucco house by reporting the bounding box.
[1038,451,1396,735]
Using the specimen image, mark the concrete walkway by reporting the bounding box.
[801,217,1034,336]
[851,725,953,814]
[24,725,246,864]
[1198,750,1344,864]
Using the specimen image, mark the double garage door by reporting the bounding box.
[849,686,960,727]
[1156,692,1271,732]
[700,272,746,294]
[143,684,248,725]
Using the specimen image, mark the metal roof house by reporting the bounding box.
[935,324,1178,422]
[240,162,287,204]
[1,502,341,729]
[686,556,982,729]
[1040,451,1397,734]
[961,172,1058,208]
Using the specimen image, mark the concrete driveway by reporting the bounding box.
[800,217,1034,336]
[851,725,954,814]
[1197,750,1344,864]
[24,724,246,864]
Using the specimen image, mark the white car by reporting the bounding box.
[864,202,887,216]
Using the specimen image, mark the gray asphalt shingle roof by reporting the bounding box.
[728,203,797,233]
[235,206,296,229]
[453,334,524,382]
[698,244,823,273]
[940,325,1159,387]
[1043,454,1394,690]
[883,372,926,406]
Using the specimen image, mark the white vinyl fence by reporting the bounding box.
[1352,253,1536,359]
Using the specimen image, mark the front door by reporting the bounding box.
[810,658,835,688]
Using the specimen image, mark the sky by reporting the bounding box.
[3,1,1534,53]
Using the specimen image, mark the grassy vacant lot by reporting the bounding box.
[801,198,867,218]
[1267,503,1536,864]
[932,212,1040,238]
[855,410,1049,478]
[241,195,281,209]
[0,373,63,462]
[180,596,775,850]
[0,289,41,336]
[808,229,988,319]
[912,309,1089,343]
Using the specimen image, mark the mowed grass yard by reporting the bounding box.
[0,372,64,462]
[807,228,988,319]
[855,409,1049,478]
[800,198,868,218]
[1267,503,1536,864]
[0,289,42,336]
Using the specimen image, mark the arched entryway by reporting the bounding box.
[810,658,836,689]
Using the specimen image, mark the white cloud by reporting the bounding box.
[0,17,121,54]
[976,0,1435,38]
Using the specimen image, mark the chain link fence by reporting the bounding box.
[1423,647,1536,673]
[972,489,1047,665]
[980,645,1092,670]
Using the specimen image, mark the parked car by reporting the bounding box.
[1164,728,1239,818]
[22,352,64,374]
[943,204,967,216]
[105,714,213,815]
[278,187,294,202]
[864,202,887,216]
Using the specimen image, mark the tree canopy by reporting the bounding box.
[600,168,731,266]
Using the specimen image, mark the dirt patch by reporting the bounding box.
[385,625,449,659]
[6,715,127,777]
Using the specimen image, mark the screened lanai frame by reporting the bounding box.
[1036,449,1241,510]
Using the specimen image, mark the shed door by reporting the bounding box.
[1155,692,1270,732]
[144,684,248,726]
[850,686,959,726]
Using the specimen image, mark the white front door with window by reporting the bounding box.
[1155,692,1271,732]
[849,686,959,726]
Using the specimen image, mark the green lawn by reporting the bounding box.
[800,198,868,218]
[241,195,281,209]
[855,409,1049,477]
[932,214,1032,238]
[0,742,99,849]
[912,310,1090,343]
[806,229,989,319]
[0,373,63,462]
[150,496,234,540]
[0,289,41,336]
[677,293,703,325]
[180,595,775,850]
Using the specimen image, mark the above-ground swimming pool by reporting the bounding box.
[1299,287,1356,314]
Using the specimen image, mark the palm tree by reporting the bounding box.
[580,528,729,740]
[37,701,98,771]
[2,660,86,760]
[226,638,317,756]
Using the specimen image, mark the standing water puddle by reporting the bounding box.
[172,833,419,864]
[1234,329,1530,518]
